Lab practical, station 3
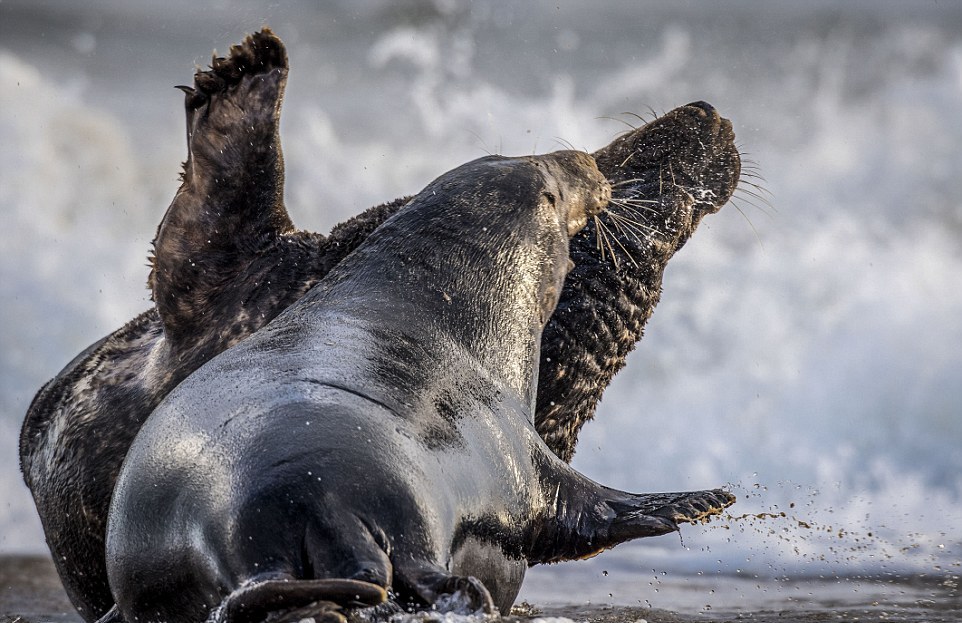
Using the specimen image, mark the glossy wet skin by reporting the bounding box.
[105,153,609,619]
[20,30,740,621]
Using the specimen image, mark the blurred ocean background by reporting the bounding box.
[1,0,960,612]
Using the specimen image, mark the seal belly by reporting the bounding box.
[107,351,537,618]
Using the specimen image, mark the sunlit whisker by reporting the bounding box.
[737,179,774,198]
[610,205,660,222]
[739,170,768,182]
[593,214,607,263]
[606,210,661,239]
[553,136,577,151]
[594,216,622,269]
[610,177,649,188]
[597,216,640,268]
[621,110,652,125]
[734,188,777,219]
[598,115,638,131]
[611,196,661,209]
[603,211,642,244]
[730,199,765,250]
[610,201,661,221]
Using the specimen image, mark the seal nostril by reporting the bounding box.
[686,101,716,116]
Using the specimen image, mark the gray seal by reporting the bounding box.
[20,29,741,621]
[105,150,733,622]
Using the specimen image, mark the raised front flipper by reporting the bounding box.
[149,28,296,348]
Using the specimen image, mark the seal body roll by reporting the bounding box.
[107,152,588,618]
[105,152,732,621]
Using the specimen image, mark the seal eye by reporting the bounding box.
[541,191,557,206]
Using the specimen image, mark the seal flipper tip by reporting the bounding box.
[608,488,735,544]
[527,468,735,564]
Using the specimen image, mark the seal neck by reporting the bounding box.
[327,223,564,408]
[304,157,571,408]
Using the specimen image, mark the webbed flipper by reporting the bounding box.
[150,28,293,347]
[605,487,736,546]
[528,460,734,564]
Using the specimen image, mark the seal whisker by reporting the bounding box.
[593,214,608,263]
[739,169,769,183]
[601,219,641,268]
[594,215,623,269]
[609,177,649,188]
[592,214,605,262]
[734,195,776,221]
[599,216,643,267]
[621,110,651,125]
[617,206,658,232]
[597,115,638,131]
[737,176,774,198]
[466,129,495,156]
[730,199,766,250]
[553,136,577,152]
[601,210,640,240]
[610,188,658,201]
[610,195,661,210]
[737,186,776,211]
[606,210,662,240]
[609,201,661,223]
[617,197,661,208]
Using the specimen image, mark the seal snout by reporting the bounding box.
[541,150,610,237]
[588,177,612,217]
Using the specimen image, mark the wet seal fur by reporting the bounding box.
[105,149,732,622]
[19,29,741,621]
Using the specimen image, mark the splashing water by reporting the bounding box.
[1,2,960,609]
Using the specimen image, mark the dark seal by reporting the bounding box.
[105,150,733,622]
[20,29,742,621]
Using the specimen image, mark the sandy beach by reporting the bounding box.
[3,555,958,623]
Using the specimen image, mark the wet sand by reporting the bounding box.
[2,555,958,623]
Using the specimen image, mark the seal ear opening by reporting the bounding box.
[213,578,387,623]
